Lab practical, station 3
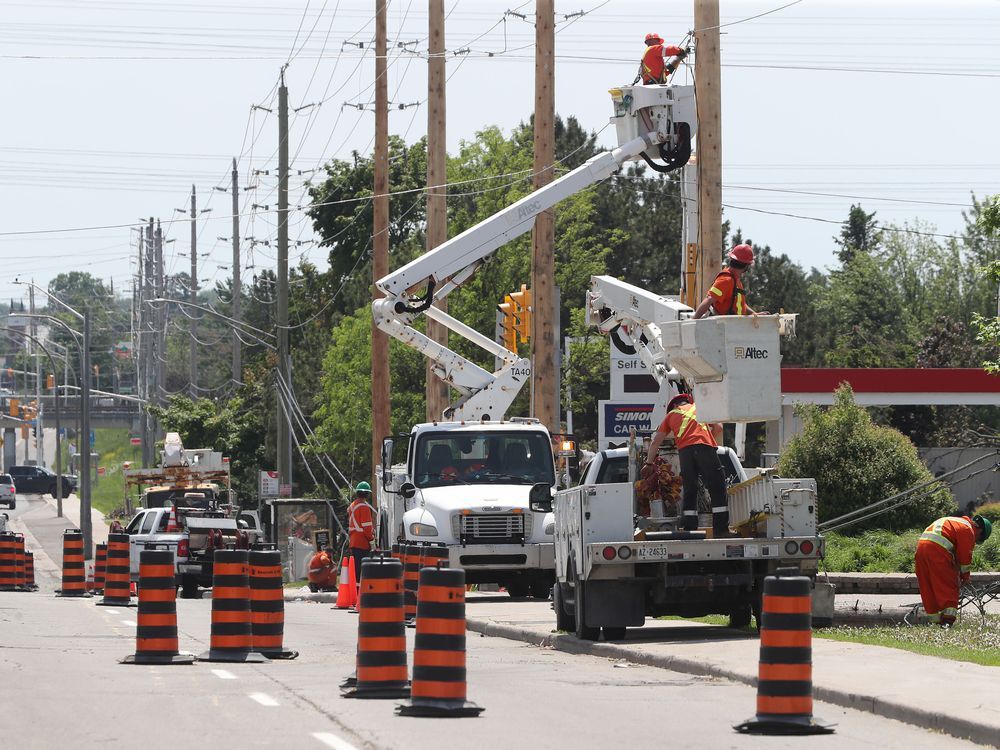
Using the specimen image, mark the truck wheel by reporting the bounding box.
[571,566,600,641]
[602,626,626,641]
[553,584,574,632]
[728,604,753,629]
[180,575,200,599]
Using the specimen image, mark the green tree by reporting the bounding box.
[778,384,954,532]
[973,195,1000,373]
[833,203,881,264]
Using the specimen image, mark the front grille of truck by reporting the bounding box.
[452,512,530,544]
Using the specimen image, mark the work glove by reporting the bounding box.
[961,571,971,584]
[677,48,688,59]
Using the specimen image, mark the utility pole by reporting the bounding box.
[231,158,242,384]
[531,0,557,431]
[276,68,292,490]
[189,185,199,397]
[154,221,165,407]
[371,0,391,472]
[30,284,42,466]
[694,0,722,296]
[140,219,153,467]
[81,308,92,560]
[425,0,449,421]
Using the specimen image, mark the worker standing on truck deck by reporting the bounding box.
[637,33,688,84]
[644,393,731,537]
[307,546,338,591]
[915,514,992,627]
[693,244,770,319]
[347,481,376,584]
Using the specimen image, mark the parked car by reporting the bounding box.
[8,465,77,497]
[0,474,15,509]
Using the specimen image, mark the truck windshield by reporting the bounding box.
[414,431,555,488]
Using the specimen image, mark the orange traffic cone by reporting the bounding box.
[335,555,357,610]
[165,503,180,533]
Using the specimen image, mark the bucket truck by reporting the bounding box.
[528,276,834,639]
[373,83,696,597]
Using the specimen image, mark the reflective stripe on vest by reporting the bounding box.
[669,405,696,441]
[920,518,955,553]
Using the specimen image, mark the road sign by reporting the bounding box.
[130,437,142,446]
[313,528,331,552]
[259,470,280,498]
[597,398,669,452]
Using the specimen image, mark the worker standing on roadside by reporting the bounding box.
[915,514,992,627]
[307,545,337,592]
[637,33,688,84]
[643,392,732,537]
[693,244,770,319]
[347,481,376,584]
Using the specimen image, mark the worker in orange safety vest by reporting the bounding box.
[694,244,770,319]
[915,514,992,627]
[644,393,732,537]
[347,481,376,584]
[637,32,688,85]
[307,546,338,592]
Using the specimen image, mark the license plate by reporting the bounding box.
[634,546,677,560]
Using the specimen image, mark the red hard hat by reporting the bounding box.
[645,32,664,45]
[667,392,693,411]
[728,244,755,265]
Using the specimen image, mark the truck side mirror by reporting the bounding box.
[399,482,416,499]
[529,483,552,513]
[381,437,394,487]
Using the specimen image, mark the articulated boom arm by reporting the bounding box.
[373,83,697,422]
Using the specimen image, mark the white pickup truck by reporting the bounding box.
[535,442,833,640]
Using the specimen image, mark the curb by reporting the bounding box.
[283,589,338,604]
[466,617,998,748]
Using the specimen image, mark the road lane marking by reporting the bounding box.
[249,693,279,706]
[212,669,237,680]
[312,733,359,750]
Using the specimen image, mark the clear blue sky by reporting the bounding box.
[2,0,998,306]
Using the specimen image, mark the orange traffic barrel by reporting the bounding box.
[122,549,194,665]
[12,534,27,591]
[0,533,16,591]
[249,548,297,659]
[342,556,410,699]
[397,565,483,717]
[94,543,107,595]
[25,551,37,591]
[57,530,90,597]
[198,549,267,663]
[403,544,421,622]
[97,533,133,606]
[735,571,834,735]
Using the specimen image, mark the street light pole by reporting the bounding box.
[80,309,92,559]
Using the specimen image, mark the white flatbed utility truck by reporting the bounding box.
[528,275,833,640]
[373,83,696,595]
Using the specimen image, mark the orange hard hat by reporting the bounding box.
[728,244,755,265]
[645,32,664,45]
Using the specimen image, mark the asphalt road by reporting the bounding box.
[1,534,988,750]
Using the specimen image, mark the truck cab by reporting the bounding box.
[378,419,557,598]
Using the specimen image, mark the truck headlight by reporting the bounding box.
[543,521,555,535]
[409,522,438,537]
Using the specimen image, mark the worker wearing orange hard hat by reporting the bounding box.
[637,32,689,85]
[915,514,992,627]
[693,244,770,319]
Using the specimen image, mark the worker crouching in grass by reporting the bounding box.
[915,514,992,627]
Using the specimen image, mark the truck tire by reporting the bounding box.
[180,575,200,599]
[571,565,600,641]
[728,604,753,629]
[553,584,574,632]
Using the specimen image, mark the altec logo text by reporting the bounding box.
[734,346,769,359]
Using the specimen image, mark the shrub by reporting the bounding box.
[778,384,954,533]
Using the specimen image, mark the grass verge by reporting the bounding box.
[823,529,1000,573]
[815,616,1000,667]
[60,428,137,519]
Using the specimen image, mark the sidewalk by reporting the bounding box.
[41,493,110,546]
[463,597,1000,747]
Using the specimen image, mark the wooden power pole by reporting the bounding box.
[230,158,242,385]
[371,0,391,472]
[277,68,291,489]
[531,0,557,431]
[189,185,199,397]
[694,0,723,296]
[425,0,449,421]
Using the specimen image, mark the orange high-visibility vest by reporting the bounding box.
[641,43,684,84]
[660,403,717,449]
[348,498,375,550]
[919,516,977,574]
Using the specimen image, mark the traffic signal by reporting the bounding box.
[509,284,532,342]
[498,296,517,352]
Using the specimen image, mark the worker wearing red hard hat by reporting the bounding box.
[643,392,732,538]
[693,244,770,319]
[915,514,992,627]
[637,32,689,85]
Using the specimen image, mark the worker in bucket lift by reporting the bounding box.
[638,33,689,84]
[643,392,732,538]
[347,482,376,584]
[915,514,992,627]
[307,545,337,592]
[693,244,770,319]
